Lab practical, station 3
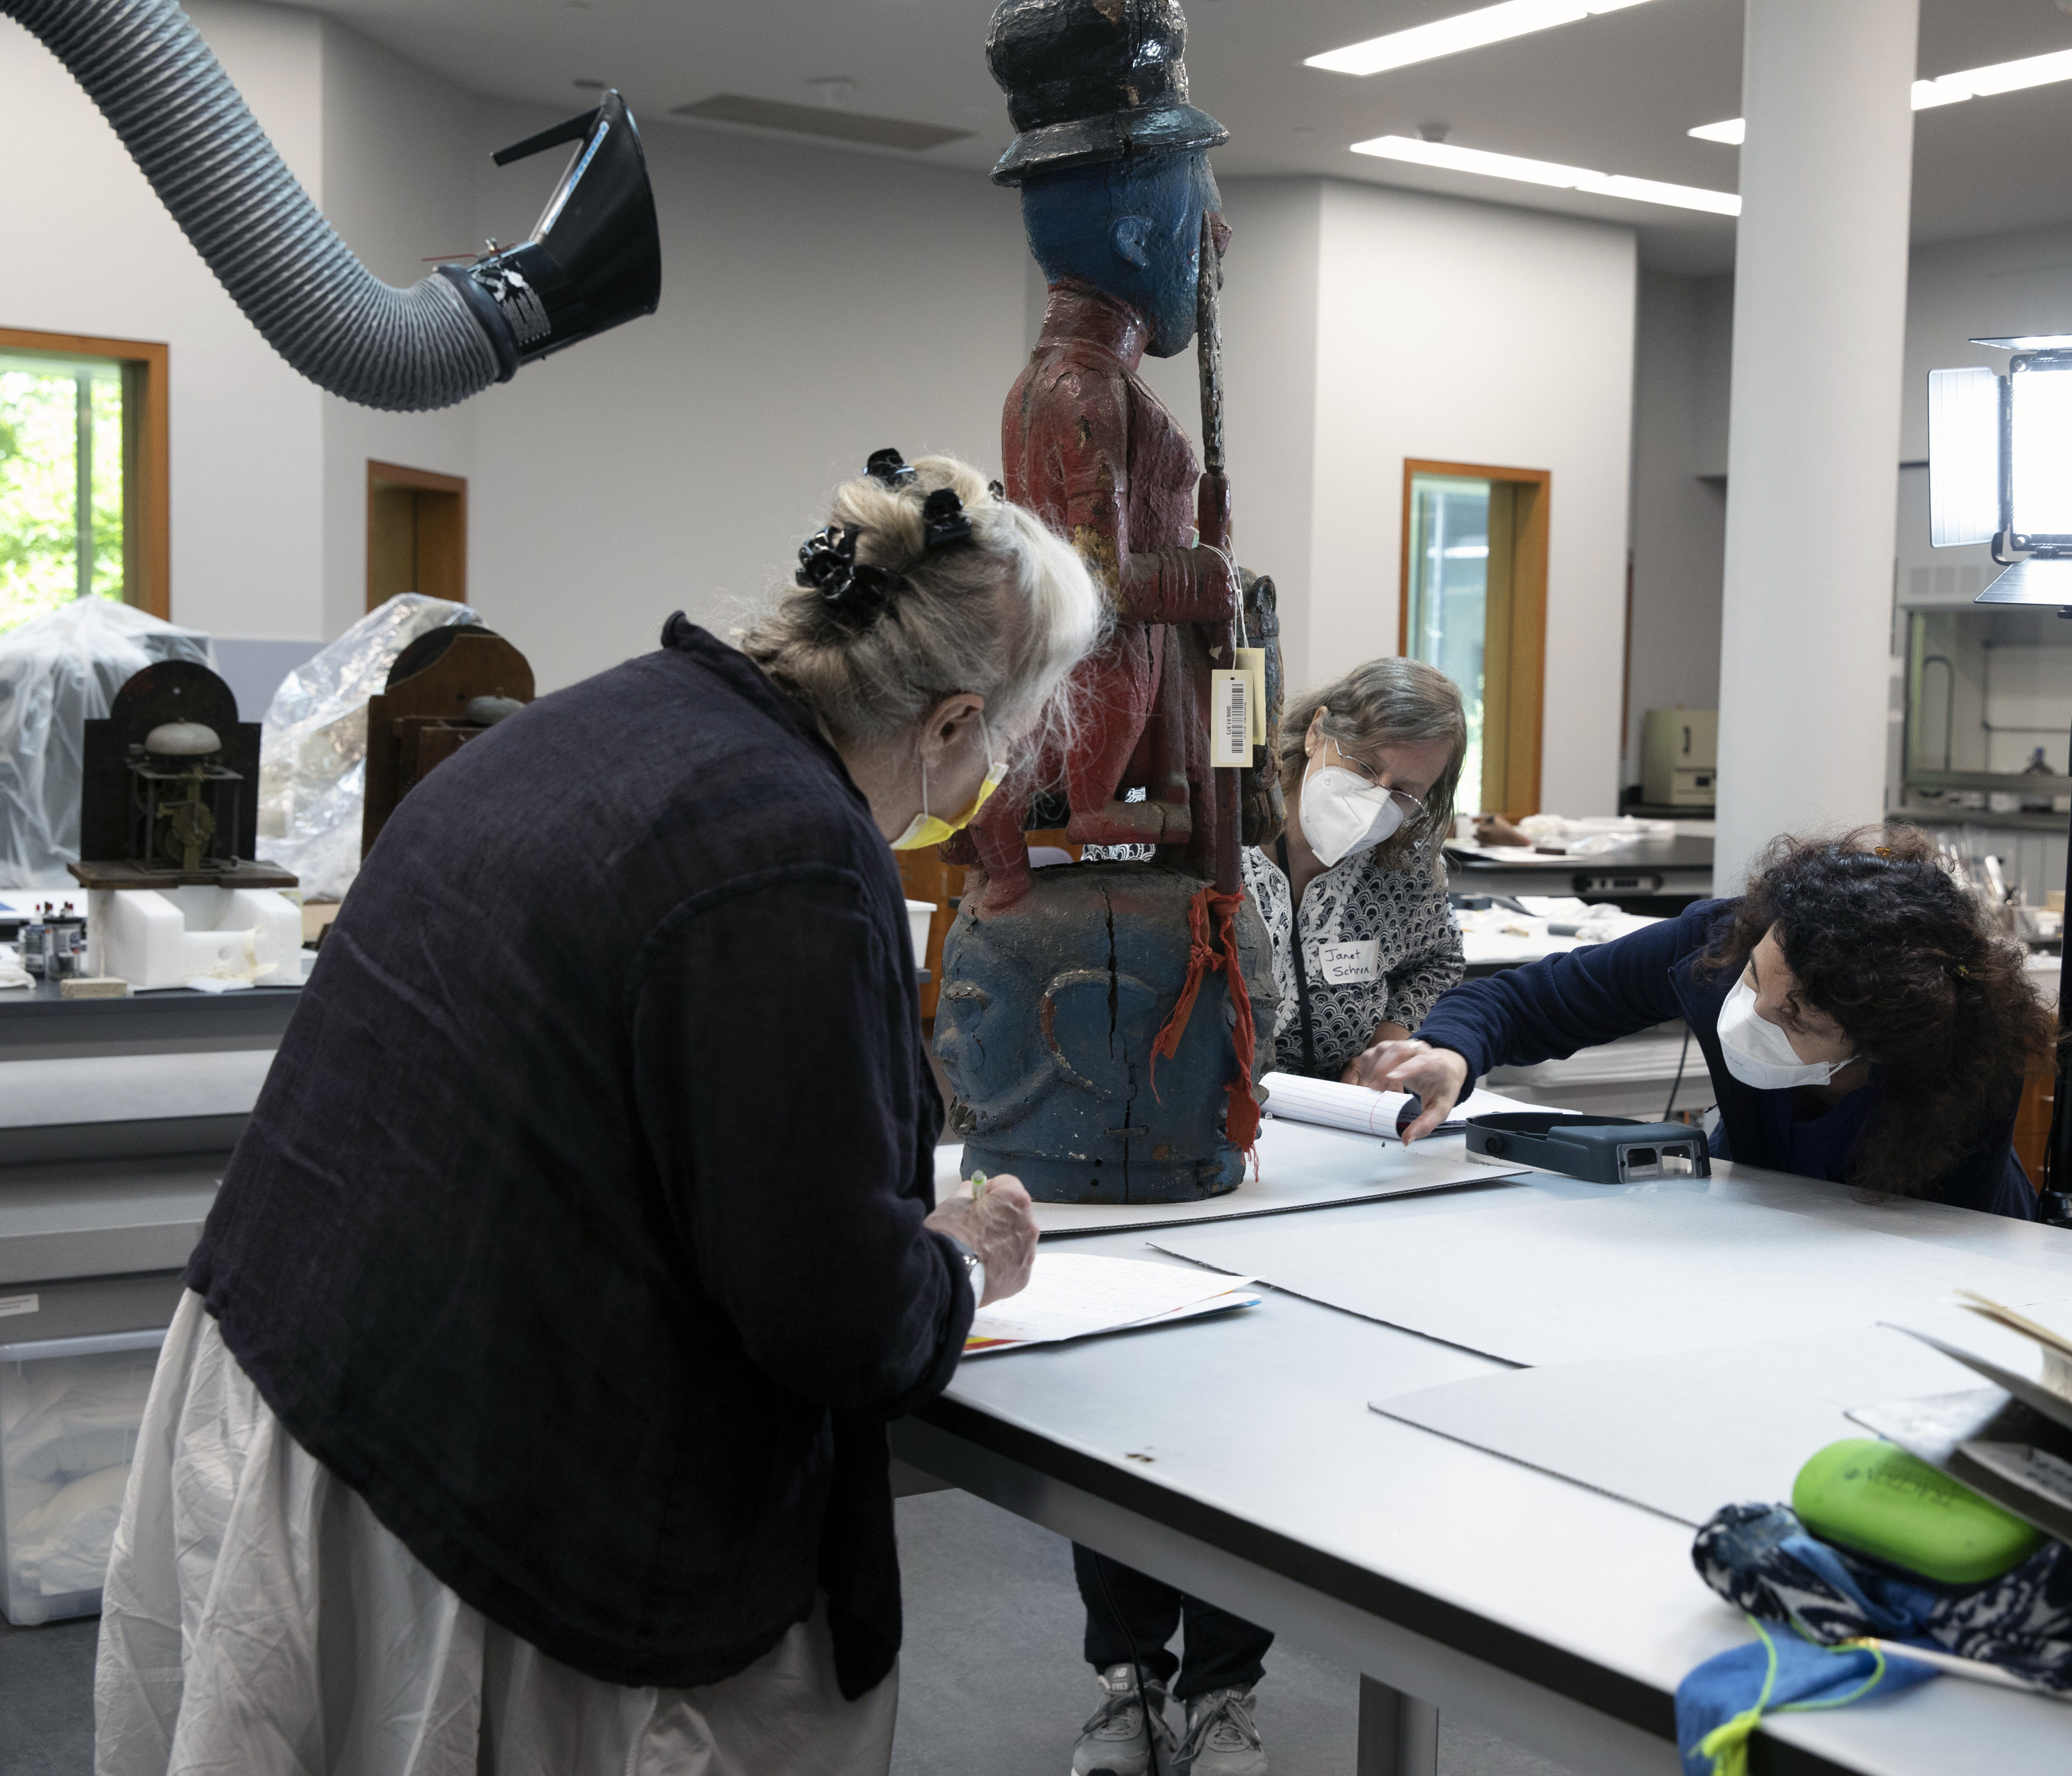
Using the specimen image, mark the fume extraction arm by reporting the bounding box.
[3,0,662,411]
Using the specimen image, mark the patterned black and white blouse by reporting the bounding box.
[1084,837,1466,1080]
[1241,839,1465,1079]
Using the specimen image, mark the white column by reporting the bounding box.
[1714,0,1918,890]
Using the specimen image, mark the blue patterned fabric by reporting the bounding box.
[1692,1501,2072,1690]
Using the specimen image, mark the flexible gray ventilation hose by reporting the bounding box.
[5,0,502,411]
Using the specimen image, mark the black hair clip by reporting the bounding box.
[865,447,917,488]
[988,479,1006,500]
[922,486,974,553]
[797,523,903,629]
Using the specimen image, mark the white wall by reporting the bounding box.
[0,0,330,646]
[316,18,482,644]
[461,104,1032,692]
[1305,182,1638,816]
[1624,270,1729,785]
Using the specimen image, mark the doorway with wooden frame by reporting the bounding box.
[367,461,467,611]
[1398,459,1549,819]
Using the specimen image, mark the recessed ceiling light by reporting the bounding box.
[1307,0,1658,79]
[1690,44,2072,144]
[1352,134,1740,215]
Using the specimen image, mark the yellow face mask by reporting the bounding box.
[892,716,1005,851]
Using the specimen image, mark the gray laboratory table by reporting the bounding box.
[890,1141,2072,1776]
[0,982,300,1340]
[1445,834,1712,907]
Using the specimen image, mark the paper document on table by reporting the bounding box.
[1957,1290,2072,1403]
[1261,1072,1560,1141]
[964,1254,1258,1356]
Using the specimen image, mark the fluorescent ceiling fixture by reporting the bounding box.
[1306,0,1656,78]
[1690,44,2072,144]
[1352,135,1740,215]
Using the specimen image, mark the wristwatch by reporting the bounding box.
[946,1235,986,1306]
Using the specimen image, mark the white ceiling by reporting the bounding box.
[285,0,2072,274]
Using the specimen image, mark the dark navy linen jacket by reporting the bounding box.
[186,621,969,1696]
[1415,898,2035,1220]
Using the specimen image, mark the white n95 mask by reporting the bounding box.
[1715,973,1855,1090]
[1298,762,1406,868]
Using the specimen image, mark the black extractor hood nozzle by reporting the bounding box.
[440,89,663,382]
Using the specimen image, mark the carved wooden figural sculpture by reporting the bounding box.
[934,0,1284,1202]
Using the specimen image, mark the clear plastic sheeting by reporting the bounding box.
[0,599,214,890]
[257,594,478,900]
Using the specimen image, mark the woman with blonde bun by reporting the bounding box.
[96,450,1103,1776]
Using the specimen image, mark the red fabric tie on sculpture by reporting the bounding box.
[1148,885,1262,1154]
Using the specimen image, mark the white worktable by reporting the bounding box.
[891,1136,2072,1776]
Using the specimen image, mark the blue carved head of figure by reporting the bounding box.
[1018,152,1228,358]
[934,861,1279,1203]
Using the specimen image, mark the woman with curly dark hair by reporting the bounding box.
[1348,828,2055,1217]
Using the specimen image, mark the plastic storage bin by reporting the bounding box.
[0,1328,166,1625]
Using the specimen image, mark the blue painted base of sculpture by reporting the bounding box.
[934,860,1281,1203]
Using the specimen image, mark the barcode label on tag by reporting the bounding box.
[1212,669,1250,767]
[1234,648,1268,746]
[0,1294,38,1319]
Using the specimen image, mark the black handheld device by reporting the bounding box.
[1465,1112,1710,1185]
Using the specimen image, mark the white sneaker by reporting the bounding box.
[1176,1687,1267,1776]
[1071,1662,1177,1776]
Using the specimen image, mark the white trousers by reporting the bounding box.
[95,1290,899,1776]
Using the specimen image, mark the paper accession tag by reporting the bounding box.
[1211,669,1251,767]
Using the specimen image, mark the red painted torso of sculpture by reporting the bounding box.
[952,280,1234,907]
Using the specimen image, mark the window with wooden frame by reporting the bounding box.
[0,326,169,632]
[1399,459,1549,819]
[367,461,467,612]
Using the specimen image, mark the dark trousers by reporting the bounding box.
[1073,1544,1274,1701]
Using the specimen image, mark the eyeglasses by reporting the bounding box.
[1322,740,1427,821]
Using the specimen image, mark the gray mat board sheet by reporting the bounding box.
[1370,1309,2072,1528]
[1150,1188,2072,1367]
[1023,1119,1529,1238]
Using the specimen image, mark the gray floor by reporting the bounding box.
[893,1487,1578,1776]
[0,1490,1578,1775]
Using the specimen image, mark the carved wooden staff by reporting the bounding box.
[1196,210,1241,898]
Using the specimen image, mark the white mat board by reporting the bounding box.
[935,1119,1529,1237]
[1151,1189,2072,1367]
[1369,1308,2072,1526]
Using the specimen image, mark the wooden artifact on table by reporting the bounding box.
[69,660,291,891]
[360,625,534,857]
[68,662,303,991]
[932,0,1283,1204]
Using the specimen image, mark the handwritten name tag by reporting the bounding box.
[1316,940,1381,986]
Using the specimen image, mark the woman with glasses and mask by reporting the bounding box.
[1065,659,1467,1776]
[1248,657,1470,1082]
[1361,828,2051,1219]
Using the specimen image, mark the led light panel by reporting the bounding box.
[2010,361,2072,543]
[1350,137,1738,214]
[1305,0,1656,78]
[1926,367,2003,547]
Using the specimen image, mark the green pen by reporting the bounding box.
[969,1170,990,1199]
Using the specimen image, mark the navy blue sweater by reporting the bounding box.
[1416,899,2035,1220]
[187,621,969,1694]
